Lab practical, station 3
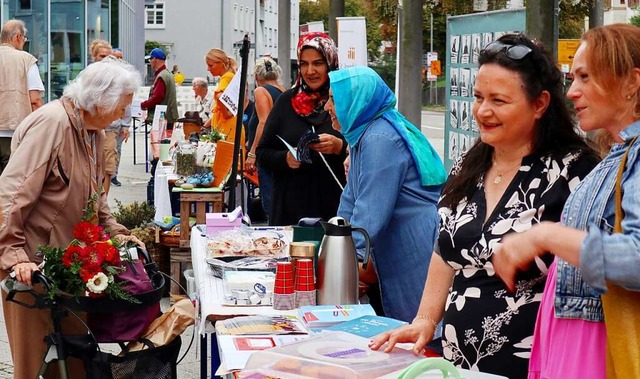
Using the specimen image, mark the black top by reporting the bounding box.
[256,89,347,226]
[247,84,283,148]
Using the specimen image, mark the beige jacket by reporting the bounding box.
[0,98,129,270]
[0,44,37,131]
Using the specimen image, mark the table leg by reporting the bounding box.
[144,121,149,173]
[210,332,224,379]
[200,333,209,379]
[132,117,137,165]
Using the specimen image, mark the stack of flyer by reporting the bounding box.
[298,304,377,331]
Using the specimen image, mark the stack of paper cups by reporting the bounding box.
[294,258,316,307]
[273,262,295,310]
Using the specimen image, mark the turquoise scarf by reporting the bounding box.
[328,67,446,187]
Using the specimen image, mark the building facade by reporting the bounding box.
[143,0,299,84]
[0,0,145,101]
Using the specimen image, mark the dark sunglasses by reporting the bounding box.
[482,41,532,60]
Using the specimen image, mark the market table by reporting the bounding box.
[190,226,293,378]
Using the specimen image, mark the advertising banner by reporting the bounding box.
[336,17,368,68]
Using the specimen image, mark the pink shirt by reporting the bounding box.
[528,259,606,379]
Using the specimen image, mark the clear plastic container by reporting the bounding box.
[175,141,196,176]
[183,269,196,299]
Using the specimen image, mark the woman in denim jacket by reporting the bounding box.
[494,24,640,378]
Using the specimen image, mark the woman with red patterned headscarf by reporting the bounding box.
[256,32,347,226]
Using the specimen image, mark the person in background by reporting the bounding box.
[371,34,599,378]
[492,24,640,379]
[89,39,111,62]
[141,48,179,131]
[108,48,130,189]
[245,57,286,219]
[0,59,143,379]
[256,32,347,226]
[88,40,122,194]
[325,66,446,324]
[112,48,123,60]
[192,77,213,124]
[203,48,244,146]
[142,48,178,176]
[0,19,44,175]
[172,64,185,86]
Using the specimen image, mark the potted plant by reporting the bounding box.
[112,200,155,230]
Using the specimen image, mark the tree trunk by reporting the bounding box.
[526,0,559,59]
[397,0,423,126]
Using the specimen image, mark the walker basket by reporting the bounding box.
[81,336,182,379]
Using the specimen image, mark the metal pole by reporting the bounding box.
[394,0,402,100]
[278,0,291,87]
[430,12,434,106]
[227,35,250,212]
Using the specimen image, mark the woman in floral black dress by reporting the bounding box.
[371,34,599,378]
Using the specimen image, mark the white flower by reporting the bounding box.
[86,272,109,294]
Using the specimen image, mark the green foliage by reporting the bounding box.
[370,54,397,90]
[112,200,156,230]
[130,226,156,250]
[299,0,385,61]
[145,40,164,55]
[40,245,85,298]
[630,10,640,28]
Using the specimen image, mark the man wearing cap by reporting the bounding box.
[0,19,44,175]
[141,48,178,131]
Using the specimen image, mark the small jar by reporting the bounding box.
[176,141,196,176]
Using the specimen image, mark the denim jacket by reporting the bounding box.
[338,118,442,323]
[556,121,640,321]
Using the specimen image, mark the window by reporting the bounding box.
[145,2,165,28]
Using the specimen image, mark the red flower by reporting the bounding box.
[95,242,121,266]
[73,222,102,244]
[62,245,87,268]
[79,266,100,283]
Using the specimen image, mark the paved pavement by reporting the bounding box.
[0,110,445,378]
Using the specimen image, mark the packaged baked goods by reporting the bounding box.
[205,228,289,258]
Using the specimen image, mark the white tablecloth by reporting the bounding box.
[153,164,178,223]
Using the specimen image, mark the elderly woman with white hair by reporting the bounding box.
[0,59,143,378]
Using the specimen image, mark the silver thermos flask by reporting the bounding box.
[316,217,371,305]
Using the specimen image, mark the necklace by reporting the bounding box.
[492,159,522,185]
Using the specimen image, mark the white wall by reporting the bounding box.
[144,0,299,83]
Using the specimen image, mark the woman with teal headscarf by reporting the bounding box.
[325,66,446,324]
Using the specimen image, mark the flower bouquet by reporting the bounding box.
[40,194,139,303]
[36,196,165,343]
[40,221,139,303]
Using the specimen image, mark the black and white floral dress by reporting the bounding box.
[436,151,598,379]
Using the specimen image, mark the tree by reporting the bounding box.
[145,40,163,55]
[299,0,384,61]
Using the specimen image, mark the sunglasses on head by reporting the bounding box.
[482,41,532,60]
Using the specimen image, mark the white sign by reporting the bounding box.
[131,98,143,118]
[219,69,242,115]
[151,104,167,132]
[336,17,368,68]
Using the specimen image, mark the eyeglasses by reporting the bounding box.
[482,41,532,60]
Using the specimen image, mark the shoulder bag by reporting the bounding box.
[602,135,640,378]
